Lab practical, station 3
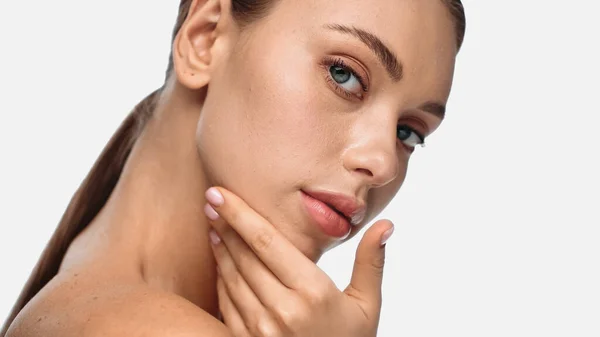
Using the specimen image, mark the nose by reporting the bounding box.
[342,125,400,188]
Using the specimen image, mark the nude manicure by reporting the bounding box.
[380,226,395,246]
[209,230,221,245]
[206,187,225,206]
[204,203,220,221]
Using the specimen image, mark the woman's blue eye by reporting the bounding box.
[329,65,363,95]
[330,66,351,83]
[397,125,425,149]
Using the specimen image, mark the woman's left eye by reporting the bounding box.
[397,125,425,150]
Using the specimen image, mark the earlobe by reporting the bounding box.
[173,0,225,89]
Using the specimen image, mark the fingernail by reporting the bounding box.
[204,203,220,221]
[209,229,221,245]
[380,226,395,246]
[205,187,224,206]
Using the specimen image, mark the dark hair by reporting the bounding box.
[0,1,465,334]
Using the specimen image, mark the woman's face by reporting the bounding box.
[194,0,457,260]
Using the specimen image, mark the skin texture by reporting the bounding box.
[6,0,457,336]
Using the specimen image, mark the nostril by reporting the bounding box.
[355,168,373,177]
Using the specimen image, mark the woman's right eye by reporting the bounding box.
[329,65,363,96]
[323,57,368,100]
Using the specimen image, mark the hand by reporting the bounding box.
[203,187,395,337]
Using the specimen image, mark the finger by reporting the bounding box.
[207,216,295,312]
[210,231,281,336]
[345,219,394,313]
[211,232,268,323]
[205,187,328,290]
[217,276,251,337]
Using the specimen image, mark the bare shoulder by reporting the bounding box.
[7,278,231,337]
[83,286,232,337]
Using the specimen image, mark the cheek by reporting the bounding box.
[234,45,341,171]
[245,53,331,151]
[195,41,340,191]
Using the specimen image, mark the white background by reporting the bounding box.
[1,1,599,336]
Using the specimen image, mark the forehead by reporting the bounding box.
[262,0,458,99]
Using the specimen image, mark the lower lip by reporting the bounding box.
[301,191,351,238]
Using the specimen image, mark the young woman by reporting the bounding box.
[2,0,466,336]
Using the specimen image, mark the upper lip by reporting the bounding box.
[302,189,367,225]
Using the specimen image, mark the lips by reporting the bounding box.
[301,189,366,238]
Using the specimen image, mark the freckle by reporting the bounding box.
[74,273,79,277]
[93,296,98,300]
[37,317,42,322]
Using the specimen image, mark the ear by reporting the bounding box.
[173,0,230,89]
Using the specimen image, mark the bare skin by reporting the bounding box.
[6,0,457,336]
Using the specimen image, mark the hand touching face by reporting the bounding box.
[204,187,395,337]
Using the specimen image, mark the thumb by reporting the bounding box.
[345,219,395,310]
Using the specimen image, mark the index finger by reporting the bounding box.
[205,187,328,290]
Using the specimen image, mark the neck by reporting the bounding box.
[75,84,218,314]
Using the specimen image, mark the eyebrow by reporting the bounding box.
[325,24,403,82]
[419,101,446,120]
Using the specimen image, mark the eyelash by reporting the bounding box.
[321,56,368,98]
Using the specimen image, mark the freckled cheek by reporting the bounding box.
[247,59,336,156]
